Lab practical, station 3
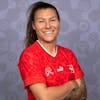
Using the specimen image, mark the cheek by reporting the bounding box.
[34,23,44,29]
[54,22,60,29]
[54,25,60,32]
[35,26,44,32]
[52,24,60,29]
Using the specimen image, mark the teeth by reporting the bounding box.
[44,31,53,34]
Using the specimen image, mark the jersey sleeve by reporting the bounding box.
[67,49,84,79]
[18,50,46,89]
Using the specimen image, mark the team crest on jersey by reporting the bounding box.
[57,66,64,72]
[67,64,75,73]
[45,67,54,77]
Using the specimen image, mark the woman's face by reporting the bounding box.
[32,8,60,43]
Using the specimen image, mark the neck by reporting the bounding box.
[37,40,57,55]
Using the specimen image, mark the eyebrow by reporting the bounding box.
[36,16,57,20]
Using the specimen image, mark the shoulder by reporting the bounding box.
[58,45,77,60]
[58,45,74,55]
[19,41,39,61]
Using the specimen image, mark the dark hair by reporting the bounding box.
[25,1,60,47]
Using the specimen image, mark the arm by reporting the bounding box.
[63,78,87,100]
[76,78,87,100]
[29,80,79,100]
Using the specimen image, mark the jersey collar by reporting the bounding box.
[37,40,58,57]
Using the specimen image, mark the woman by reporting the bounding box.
[18,1,87,100]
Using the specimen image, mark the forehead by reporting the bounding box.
[34,8,57,19]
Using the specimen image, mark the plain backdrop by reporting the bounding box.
[0,0,100,100]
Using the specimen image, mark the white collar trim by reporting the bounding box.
[37,40,57,57]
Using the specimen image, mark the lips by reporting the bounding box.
[44,30,54,34]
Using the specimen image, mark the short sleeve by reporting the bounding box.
[18,50,46,89]
[67,49,84,79]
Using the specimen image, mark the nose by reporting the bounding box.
[45,21,51,28]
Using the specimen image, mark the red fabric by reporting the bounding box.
[18,41,84,100]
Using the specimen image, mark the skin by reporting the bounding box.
[30,8,87,100]
[63,78,87,100]
[32,8,60,55]
[29,80,79,100]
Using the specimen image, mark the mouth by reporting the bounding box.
[44,30,54,34]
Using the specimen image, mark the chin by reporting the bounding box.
[44,39,56,43]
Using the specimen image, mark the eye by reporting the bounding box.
[50,18,57,23]
[50,19,56,22]
[38,20,45,23]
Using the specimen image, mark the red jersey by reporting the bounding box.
[18,41,84,100]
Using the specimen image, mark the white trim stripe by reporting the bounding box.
[37,40,57,57]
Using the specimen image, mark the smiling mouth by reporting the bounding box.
[44,30,54,34]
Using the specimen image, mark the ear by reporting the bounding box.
[32,22,36,30]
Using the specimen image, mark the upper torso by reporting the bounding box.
[18,41,84,100]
